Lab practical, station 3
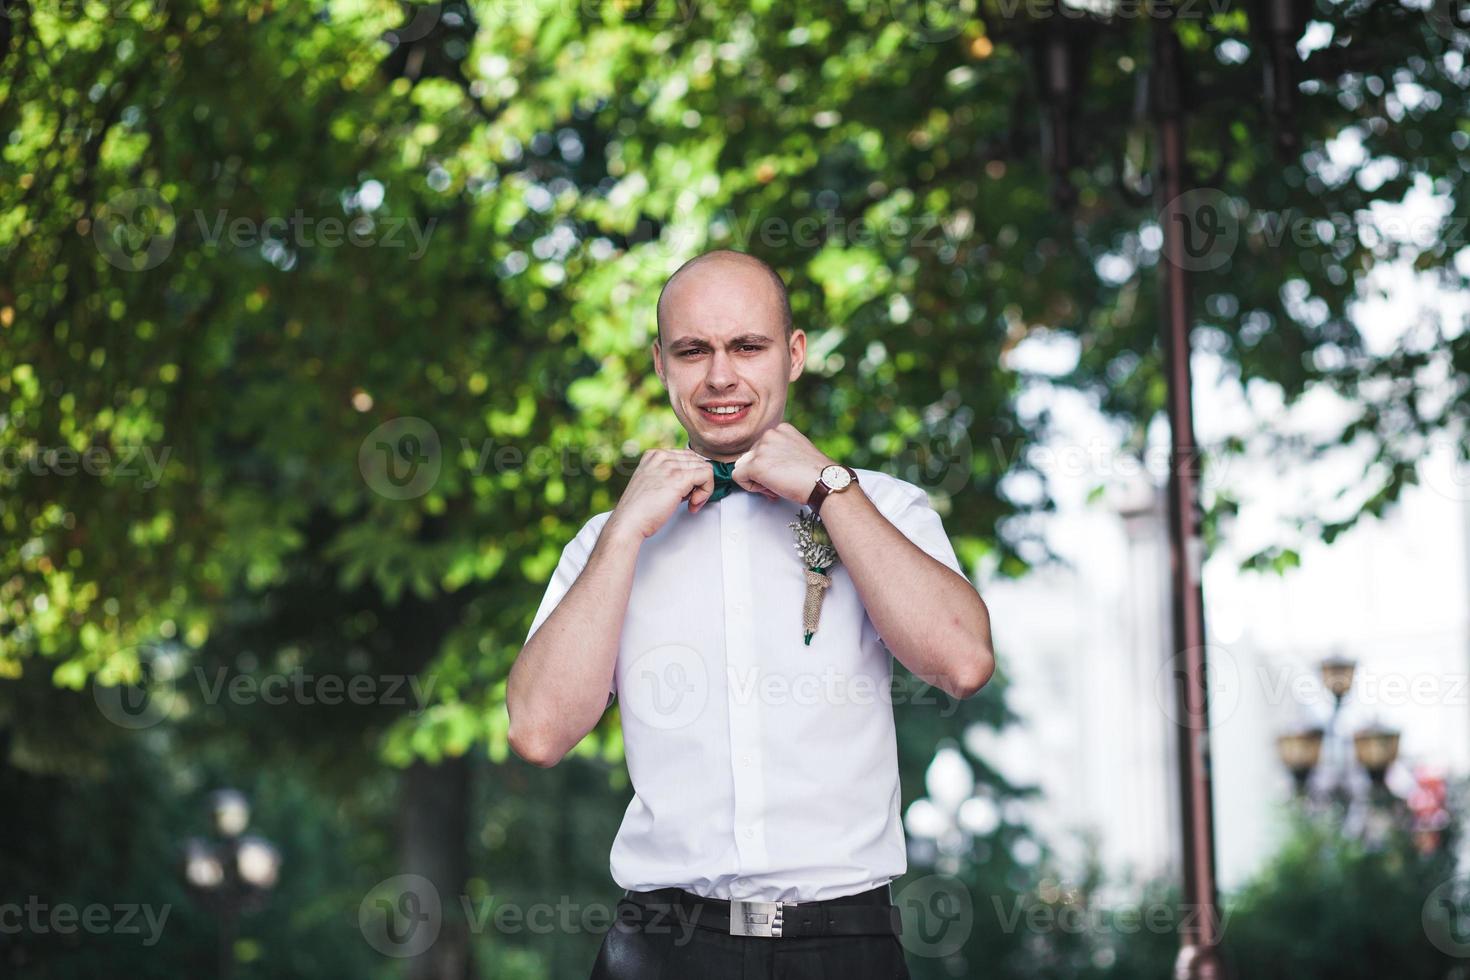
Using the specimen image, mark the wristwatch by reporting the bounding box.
[807,463,858,516]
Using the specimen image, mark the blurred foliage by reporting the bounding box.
[905,795,1465,980]
[0,0,1465,743]
[0,694,387,979]
[1215,801,1463,979]
[0,670,631,979]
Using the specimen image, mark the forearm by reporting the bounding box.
[507,525,643,765]
[818,487,994,699]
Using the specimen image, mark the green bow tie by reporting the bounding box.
[707,459,748,503]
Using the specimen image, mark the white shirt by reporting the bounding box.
[524,463,967,903]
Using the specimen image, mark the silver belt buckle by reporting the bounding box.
[728,899,788,938]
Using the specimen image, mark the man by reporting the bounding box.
[507,249,994,979]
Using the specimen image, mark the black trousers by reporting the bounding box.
[588,891,912,980]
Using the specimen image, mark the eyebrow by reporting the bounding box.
[666,333,775,352]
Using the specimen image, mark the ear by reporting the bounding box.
[652,339,666,386]
[787,328,807,382]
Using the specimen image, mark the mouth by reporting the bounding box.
[697,402,752,425]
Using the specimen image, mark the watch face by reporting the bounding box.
[821,464,852,490]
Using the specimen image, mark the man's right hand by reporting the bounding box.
[605,448,717,541]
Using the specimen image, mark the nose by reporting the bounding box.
[704,348,739,391]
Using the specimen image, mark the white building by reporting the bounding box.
[967,405,1469,895]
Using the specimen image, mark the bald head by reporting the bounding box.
[655,249,792,346]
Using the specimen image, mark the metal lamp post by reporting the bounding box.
[1013,7,1230,975]
[1027,20,1093,210]
[1249,0,1312,155]
[1319,653,1357,708]
[1004,1,1347,972]
[1318,652,1358,805]
[1148,17,1227,979]
[180,789,282,980]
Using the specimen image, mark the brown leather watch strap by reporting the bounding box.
[807,465,857,516]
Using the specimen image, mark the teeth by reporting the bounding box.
[705,405,745,415]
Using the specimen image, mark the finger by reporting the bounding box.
[730,449,755,487]
[749,480,779,500]
[733,473,763,493]
[685,467,714,514]
[732,459,776,499]
[685,461,714,514]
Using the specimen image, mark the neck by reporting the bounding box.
[685,439,742,463]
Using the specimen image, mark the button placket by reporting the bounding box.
[721,493,768,868]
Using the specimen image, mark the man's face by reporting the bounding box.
[652,259,805,461]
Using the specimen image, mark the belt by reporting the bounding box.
[621,884,903,939]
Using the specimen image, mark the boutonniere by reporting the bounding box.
[787,508,839,646]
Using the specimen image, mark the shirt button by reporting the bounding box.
[741,754,752,767]
[743,827,755,839]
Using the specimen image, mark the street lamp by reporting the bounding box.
[1273,653,1408,840]
[905,740,1004,876]
[1353,725,1401,788]
[179,789,281,980]
[1317,651,1358,804]
[1249,0,1312,156]
[1275,726,1324,796]
[1027,20,1093,210]
[210,788,251,837]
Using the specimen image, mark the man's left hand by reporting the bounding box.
[730,423,837,505]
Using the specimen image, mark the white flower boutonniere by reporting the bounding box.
[787,508,839,646]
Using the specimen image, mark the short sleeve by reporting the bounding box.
[525,512,616,697]
[865,478,968,648]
